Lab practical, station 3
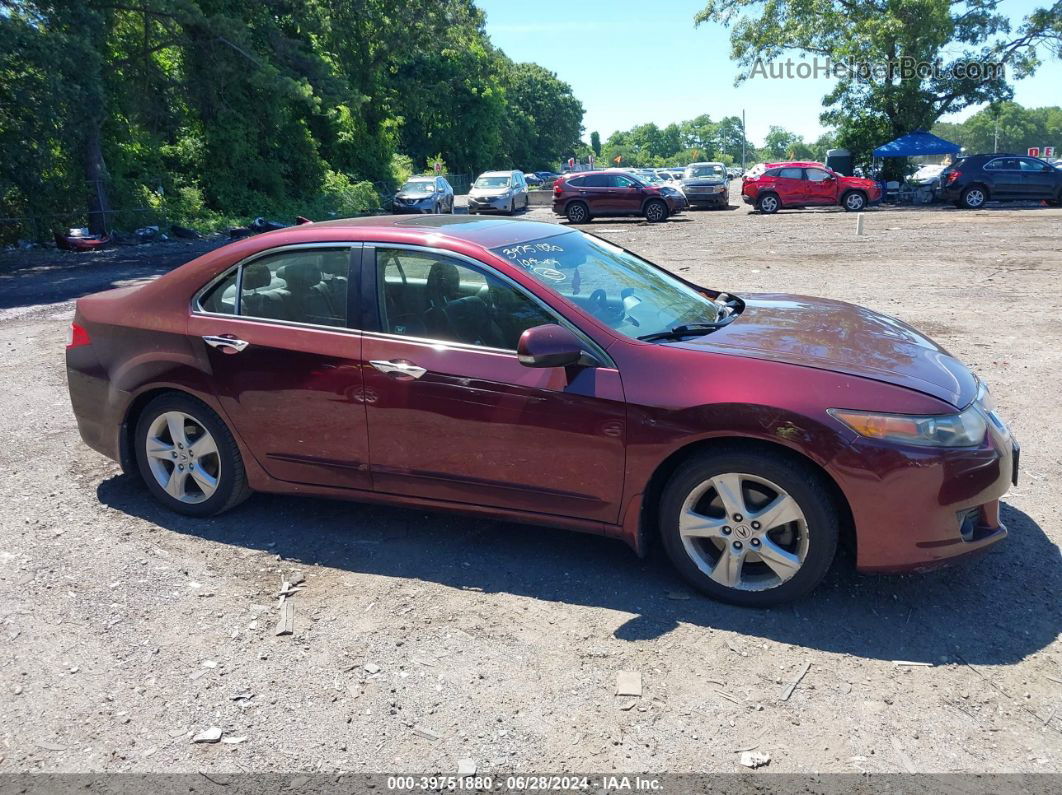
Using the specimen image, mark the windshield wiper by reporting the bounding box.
[637,323,727,342]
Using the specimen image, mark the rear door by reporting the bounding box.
[360,244,627,523]
[774,167,807,205]
[578,173,612,213]
[189,244,372,490]
[983,157,1022,198]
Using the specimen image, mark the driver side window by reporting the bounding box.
[375,249,558,351]
[805,168,830,182]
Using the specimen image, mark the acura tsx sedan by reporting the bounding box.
[66,216,1018,606]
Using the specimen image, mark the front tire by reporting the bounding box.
[659,447,839,607]
[644,199,669,222]
[842,191,866,212]
[135,393,251,517]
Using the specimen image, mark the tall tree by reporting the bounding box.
[695,0,1062,168]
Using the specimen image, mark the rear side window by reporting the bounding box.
[805,168,831,182]
[582,174,608,188]
[566,176,585,188]
[198,248,351,328]
[778,167,804,179]
[985,158,1019,171]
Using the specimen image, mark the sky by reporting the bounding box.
[478,0,1062,147]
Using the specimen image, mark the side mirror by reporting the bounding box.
[518,324,595,368]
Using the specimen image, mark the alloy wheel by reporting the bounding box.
[964,188,985,208]
[845,192,865,211]
[144,411,221,504]
[645,201,667,222]
[759,195,779,213]
[678,472,809,592]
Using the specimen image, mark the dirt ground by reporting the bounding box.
[1,189,1060,776]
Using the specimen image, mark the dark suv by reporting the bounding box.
[939,154,1062,208]
[553,171,686,223]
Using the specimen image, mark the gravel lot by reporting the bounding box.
[1,190,1060,775]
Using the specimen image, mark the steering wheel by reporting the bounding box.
[588,288,617,322]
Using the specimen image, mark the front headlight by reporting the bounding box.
[828,405,987,447]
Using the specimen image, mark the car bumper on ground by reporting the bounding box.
[832,426,1019,573]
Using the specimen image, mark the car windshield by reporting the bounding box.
[684,164,725,178]
[492,230,721,340]
[401,180,434,194]
[475,175,511,188]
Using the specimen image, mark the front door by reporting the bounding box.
[1018,157,1057,199]
[803,167,837,205]
[609,173,645,214]
[190,245,372,490]
[985,157,1022,198]
[361,245,627,523]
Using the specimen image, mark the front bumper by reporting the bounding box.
[831,424,1018,573]
[392,201,435,214]
[684,185,729,204]
[468,195,513,213]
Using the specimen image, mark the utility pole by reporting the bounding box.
[994,118,999,152]
[742,109,746,170]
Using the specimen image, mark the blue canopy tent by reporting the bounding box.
[873,129,961,158]
[873,130,961,203]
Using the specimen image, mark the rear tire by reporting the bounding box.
[659,447,839,607]
[960,186,986,209]
[135,393,251,517]
[756,193,780,214]
[566,201,590,224]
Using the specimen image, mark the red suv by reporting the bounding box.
[742,162,881,213]
[553,170,686,223]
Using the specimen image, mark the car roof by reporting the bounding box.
[685,161,725,167]
[304,215,573,249]
[478,170,516,176]
[763,161,826,169]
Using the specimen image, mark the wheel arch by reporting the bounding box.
[840,188,868,206]
[632,435,855,560]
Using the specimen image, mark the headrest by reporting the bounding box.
[279,260,321,290]
[426,261,460,303]
[319,251,348,277]
[242,262,271,290]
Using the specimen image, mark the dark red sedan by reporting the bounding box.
[66,216,1018,606]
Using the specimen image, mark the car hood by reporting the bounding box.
[683,177,727,186]
[396,191,433,200]
[470,187,511,197]
[675,293,977,408]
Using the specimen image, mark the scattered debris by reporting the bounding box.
[780,662,811,701]
[192,727,224,744]
[618,700,638,711]
[713,689,741,705]
[615,671,642,697]
[412,725,441,741]
[275,578,298,636]
[893,660,933,667]
[201,660,218,669]
[457,759,477,775]
[231,691,253,702]
[221,736,247,745]
[37,741,67,752]
[739,750,770,768]
[170,224,201,239]
[364,662,381,675]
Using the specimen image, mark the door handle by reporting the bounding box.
[370,359,426,379]
[203,335,249,352]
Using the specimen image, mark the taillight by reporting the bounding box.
[67,322,91,349]
[946,170,961,185]
[553,182,563,197]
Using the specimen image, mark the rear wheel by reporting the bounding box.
[756,193,780,214]
[566,201,590,224]
[960,186,986,209]
[659,447,839,607]
[135,393,251,517]
[644,199,669,222]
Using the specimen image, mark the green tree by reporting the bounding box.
[695,0,1062,171]
[590,130,601,157]
[933,102,1062,154]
